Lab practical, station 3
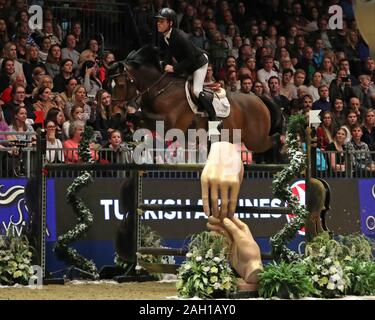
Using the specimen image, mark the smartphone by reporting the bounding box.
[341,76,349,82]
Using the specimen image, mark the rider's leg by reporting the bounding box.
[193,62,217,121]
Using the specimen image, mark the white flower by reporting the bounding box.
[337,284,344,292]
[213,282,221,290]
[186,252,193,258]
[210,276,218,283]
[330,273,341,282]
[184,264,192,270]
[323,257,332,265]
[312,275,319,282]
[210,267,218,273]
[321,268,329,275]
[203,266,210,272]
[327,282,336,290]
[196,256,202,262]
[329,266,337,274]
[213,257,221,263]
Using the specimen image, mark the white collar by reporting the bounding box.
[164,28,172,40]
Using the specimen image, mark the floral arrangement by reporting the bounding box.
[114,223,175,279]
[0,233,34,285]
[259,232,375,298]
[54,126,99,278]
[270,114,308,262]
[176,232,237,299]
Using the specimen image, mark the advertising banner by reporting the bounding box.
[358,179,375,237]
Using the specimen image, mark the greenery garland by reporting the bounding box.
[270,114,308,262]
[54,126,99,278]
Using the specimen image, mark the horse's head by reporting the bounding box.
[125,45,162,72]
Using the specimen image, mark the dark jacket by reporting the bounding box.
[159,28,208,75]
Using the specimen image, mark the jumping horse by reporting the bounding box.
[112,45,282,153]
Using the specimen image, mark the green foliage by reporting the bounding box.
[258,261,316,299]
[176,232,237,299]
[0,234,34,285]
[345,259,375,296]
[271,115,308,262]
[54,126,98,278]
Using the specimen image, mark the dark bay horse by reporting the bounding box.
[118,46,282,153]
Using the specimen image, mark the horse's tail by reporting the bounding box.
[258,95,283,135]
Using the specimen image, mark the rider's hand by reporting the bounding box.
[164,64,174,73]
[201,141,243,220]
[207,216,263,285]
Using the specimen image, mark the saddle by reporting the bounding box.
[185,80,230,118]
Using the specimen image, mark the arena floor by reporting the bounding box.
[0,280,178,300]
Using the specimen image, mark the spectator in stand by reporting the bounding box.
[91,89,114,143]
[203,63,218,87]
[45,45,62,79]
[0,58,15,93]
[53,59,74,93]
[61,34,80,69]
[207,30,229,74]
[86,38,100,62]
[0,18,10,52]
[33,86,57,114]
[361,108,375,152]
[43,7,63,44]
[243,56,257,82]
[98,52,115,84]
[317,111,336,150]
[63,120,98,163]
[301,93,314,112]
[32,75,54,100]
[342,111,360,143]
[252,81,264,96]
[35,20,61,46]
[59,77,77,106]
[268,76,290,112]
[295,46,317,84]
[179,4,195,34]
[190,18,207,50]
[312,38,324,69]
[338,58,358,85]
[290,69,306,99]
[286,2,310,34]
[45,119,64,163]
[362,57,375,82]
[38,36,52,64]
[3,83,33,125]
[62,105,84,141]
[64,84,93,124]
[352,74,373,109]
[280,68,295,101]
[347,124,375,176]
[332,98,346,128]
[26,67,44,95]
[100,130,129,165]
[345,30,369,77]
[46,107,65,141]
[70,21,85,53]
[217,55,237,81]
[308,71,324,102]
[23,45,47,85]
[348,96,366,124]
[286,25,298,53]
[8,105,35,145]
[221,69,240,92]
[237,43,252,69]
[257,55,278,94]
[79,60,102,98]
[292,35,306,65]
[325,127,348,177]
[239,76,253,95]
[0,43,24,80]
[321,56,336,86]
[329,69,354,104]
[0,73,25,104]
[312,85,331,113]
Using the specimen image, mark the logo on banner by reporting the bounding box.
[0,184,28,236]
[287,180,306,236]
[358,180,375,236]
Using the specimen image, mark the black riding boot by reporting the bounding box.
[198,92,217,121]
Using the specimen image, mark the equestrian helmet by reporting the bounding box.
[155,8,177,24]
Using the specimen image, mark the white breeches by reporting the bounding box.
[192,54,208,97]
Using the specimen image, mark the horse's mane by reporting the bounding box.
[125,45,161,71]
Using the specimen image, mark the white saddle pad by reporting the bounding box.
[185,81,230,118]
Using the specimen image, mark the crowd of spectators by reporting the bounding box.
[0,0,374,176]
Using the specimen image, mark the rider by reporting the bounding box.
[155,8,218,123]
